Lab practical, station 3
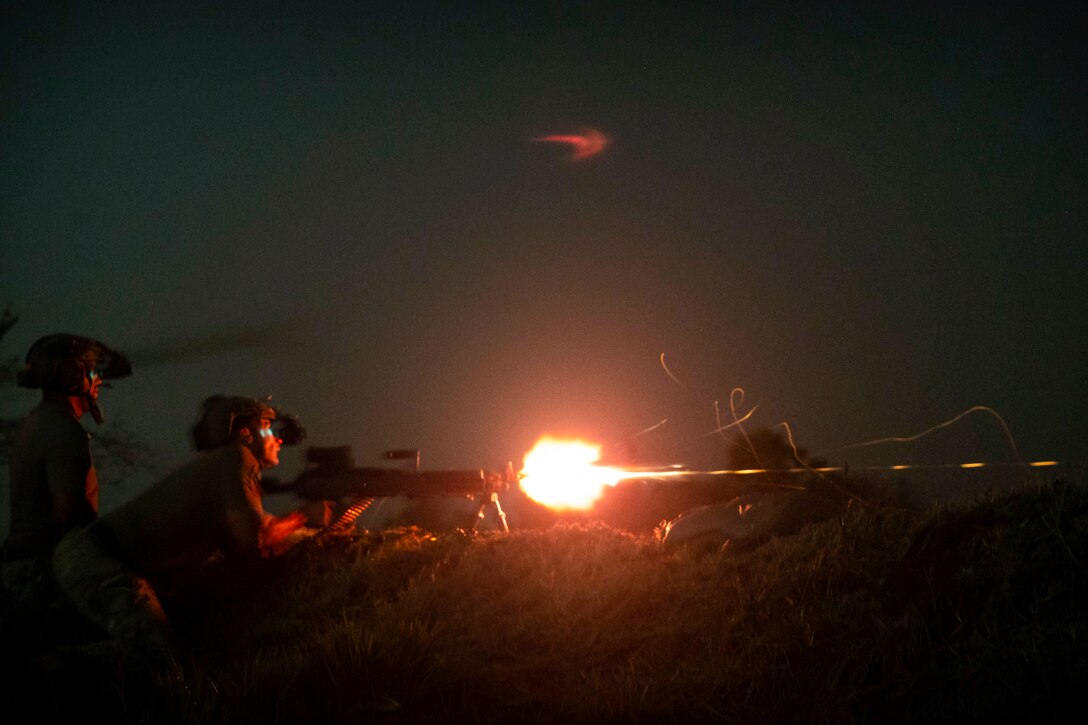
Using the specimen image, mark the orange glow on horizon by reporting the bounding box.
[518,437,630,511]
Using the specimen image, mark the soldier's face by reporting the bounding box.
[55,358,102,397]
[252,418,282,468]
[86,367,103,399]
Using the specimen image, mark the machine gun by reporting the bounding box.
[263,446,515,535]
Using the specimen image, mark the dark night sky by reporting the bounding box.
[3,1,1086,510]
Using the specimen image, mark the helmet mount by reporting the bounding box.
[190,395,305,451]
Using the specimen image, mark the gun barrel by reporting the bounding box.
[293,466,504,501]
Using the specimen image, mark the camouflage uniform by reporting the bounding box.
[2,400,97,632]
[52,443,269,654]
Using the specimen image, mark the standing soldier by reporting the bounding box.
[1,333,131,638]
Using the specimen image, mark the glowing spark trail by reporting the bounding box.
[532,128,611,160]
[840,405,1025,467]
[659,352,685,387]
[635,418,669,436]
[706,400,757,437]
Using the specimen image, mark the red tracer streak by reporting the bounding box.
[532,128,611,160]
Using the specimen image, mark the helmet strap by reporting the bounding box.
[88,398,104,425]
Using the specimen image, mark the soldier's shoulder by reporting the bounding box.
[29,401,87,441]
[33,400,80,423]
[205,444,260,475]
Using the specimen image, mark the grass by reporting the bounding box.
[3,472,1086,723]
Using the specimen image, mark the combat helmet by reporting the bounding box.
[17,333,131,424]
[17,333,131,391]
[190,395,276,451]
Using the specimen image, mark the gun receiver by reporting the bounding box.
[270,446,514,534]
